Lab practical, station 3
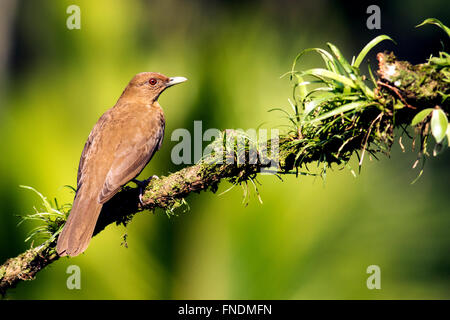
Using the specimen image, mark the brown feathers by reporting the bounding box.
[56,72,187,257]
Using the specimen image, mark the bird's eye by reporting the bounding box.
[149,78,157,85]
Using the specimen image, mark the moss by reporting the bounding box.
[378,52,449,111]
[0,266,5,280]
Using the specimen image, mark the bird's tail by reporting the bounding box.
[56,188,103,257]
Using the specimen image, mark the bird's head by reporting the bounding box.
[120,72,187,103]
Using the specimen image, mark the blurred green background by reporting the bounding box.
[0,0,449,299]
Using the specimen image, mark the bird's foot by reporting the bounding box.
[132,176,160,206]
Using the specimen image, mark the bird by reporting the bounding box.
[56,72,187,257]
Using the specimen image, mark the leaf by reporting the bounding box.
[367,63,377,87]
[307,101,372,124]
[293,74,308,102]
[300,68,356,89]
[447,125,450,144]
[291,47,339,75]
[303,93,361,119]
[303,86,333,100]
[353,35,395,68]
[431,108,448,143]
[411,108,433,126]
[20,185,53,214]
[416,18,450,38]
[327,42,353,75]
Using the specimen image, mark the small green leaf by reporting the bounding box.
[394,100,405,109]
[411,108,433,126]
[327,42,353,75]
[291,48,338,75]
[307,101,372,124]
[294,74,308,102]
[447,125,450,145]
[353,35,395,68]
[416,18,450,38]
[300,68,356,89]
[431,108,448,143]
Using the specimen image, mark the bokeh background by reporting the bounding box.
[0,0,449,299]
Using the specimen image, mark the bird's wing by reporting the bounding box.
[77,112,112,191]
[98,110,165,204]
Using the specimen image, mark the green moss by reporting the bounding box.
[0,266,5,280]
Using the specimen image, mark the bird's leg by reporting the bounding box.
[132,175,160,205]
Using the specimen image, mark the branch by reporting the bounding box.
[1,51,448,296]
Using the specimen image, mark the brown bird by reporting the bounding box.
[56,72,187,257]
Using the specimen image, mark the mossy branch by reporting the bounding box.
[1,47,449,296]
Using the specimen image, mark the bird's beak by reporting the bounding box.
[167,76,188,87]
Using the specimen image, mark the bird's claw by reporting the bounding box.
[133,175,159,206]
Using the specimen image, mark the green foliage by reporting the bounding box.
[18,186,71,244]
[282,21,449,180]
[411,108,433,126]
[279,35,394,175]
[416,18,450,38]
[430,108,448,143]
[353,35,396,68]
[199,129,268,204]
[411,19,450,155]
